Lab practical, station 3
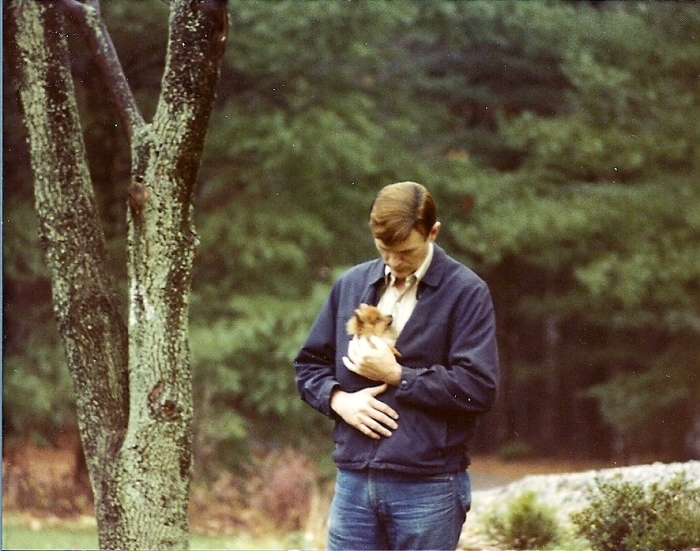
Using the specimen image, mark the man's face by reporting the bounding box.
[374,223,440,282]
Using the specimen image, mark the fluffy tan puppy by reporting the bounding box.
[346,303,401,357]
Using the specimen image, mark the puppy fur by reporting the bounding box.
[346,303,401,357]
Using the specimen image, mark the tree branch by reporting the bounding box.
[154,0,229,188]
[61,0,145,140]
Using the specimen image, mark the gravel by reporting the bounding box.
[461,460,700,550]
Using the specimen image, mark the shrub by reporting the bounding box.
[484,490,561,550]
[246,447,318,531]
[571,471,700,551]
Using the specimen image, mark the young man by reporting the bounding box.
[294,181,499,550]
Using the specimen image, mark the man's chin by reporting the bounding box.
[391,270,411,280]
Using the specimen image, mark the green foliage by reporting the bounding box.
[2,203,73,442]
[190,285,334,469]
[582,360,693,456]
[193,199,335,298]
[572,472,700,551]
[2,200,48,282]
[3,331,75,438]
[445,2,700,458]
[484,490,561,550]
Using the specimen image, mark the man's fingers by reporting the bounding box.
[358,415,392,438]
[368,409,398,431]
[370,401,399,424]
[365,384,399,421]
[334,384,399,438]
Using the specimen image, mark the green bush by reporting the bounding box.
[484,490,561,550]
[571,471,700,551]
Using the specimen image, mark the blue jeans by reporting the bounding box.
[327,469,471,550]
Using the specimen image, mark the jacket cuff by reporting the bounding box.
[396,366,424,395]
[323,380,341,418]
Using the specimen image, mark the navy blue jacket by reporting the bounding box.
[294,245,498,474]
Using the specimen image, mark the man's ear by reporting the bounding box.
[429,221,441,241]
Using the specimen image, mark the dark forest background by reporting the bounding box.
[4,1,700,476]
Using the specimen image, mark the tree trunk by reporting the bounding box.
[116,0,227,543]
[6,1,228,548]
[7,1,131,544]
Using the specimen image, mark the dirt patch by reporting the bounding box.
[3,435,92,518]
[470,454,615,480]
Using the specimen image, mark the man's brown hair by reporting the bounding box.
[369,181,437,245]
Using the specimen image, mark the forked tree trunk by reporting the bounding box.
[6,1,228,549]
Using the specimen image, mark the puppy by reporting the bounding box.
[346,303,401,357]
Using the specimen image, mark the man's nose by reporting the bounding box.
[386,252,403,266]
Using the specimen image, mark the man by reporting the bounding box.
[294,181,499,550]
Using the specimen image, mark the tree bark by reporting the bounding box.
[6,1,228,548]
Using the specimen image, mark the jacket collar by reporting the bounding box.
[368,244,447,289]
[421,244,447,288]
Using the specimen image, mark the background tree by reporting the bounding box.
[445,2,700,458]
[4,0,228,548]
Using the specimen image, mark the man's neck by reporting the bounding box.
[391,274,417,292]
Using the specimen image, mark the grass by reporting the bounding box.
[2,514,98,551]
[1,512,301,550]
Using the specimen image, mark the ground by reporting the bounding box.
[469,454,615,490]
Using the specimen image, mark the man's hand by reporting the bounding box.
[330,384,399,439]
[343,336,402,386]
